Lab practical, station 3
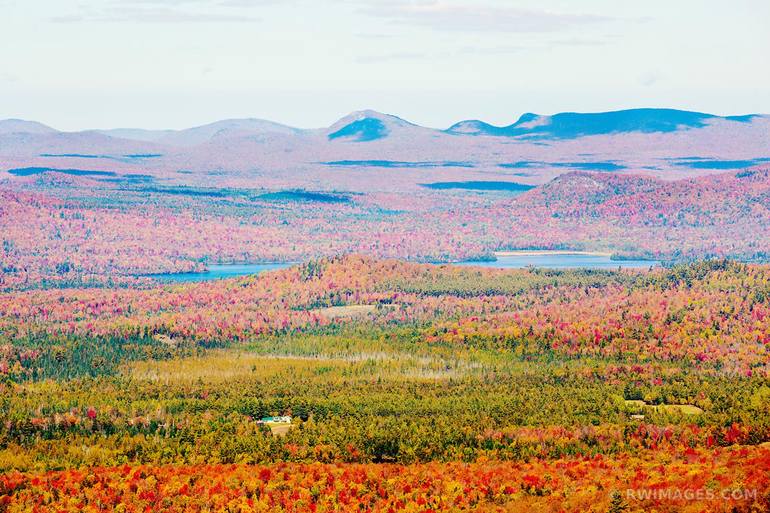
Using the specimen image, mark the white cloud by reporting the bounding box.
[547,37,609,47]
[359,1,610,33]
[50,0,264,23]
[0,72,19,83]
[355,52,425,63]
[638,71,661,87]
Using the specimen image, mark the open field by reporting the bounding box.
[624,400,704,415]
[312,304,379,319]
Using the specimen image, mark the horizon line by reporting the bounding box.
[0,106,765,134]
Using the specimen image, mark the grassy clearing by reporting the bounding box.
[655,404,704,415]
[124,351,352,383]
[122,348,486,384]
[265,422,293,436]
[312,304,378,319]
[624,399,704,415]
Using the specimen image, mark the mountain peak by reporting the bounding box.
[94,118,300,146]
[327,110,417,142]
[340,109,411,121]
[515,112,539,124]
[0,119,58,135]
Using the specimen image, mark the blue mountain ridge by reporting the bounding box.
[446,108,757,139]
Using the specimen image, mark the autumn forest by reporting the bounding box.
[0,256,768,511]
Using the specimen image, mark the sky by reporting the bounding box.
[1,0,769,131]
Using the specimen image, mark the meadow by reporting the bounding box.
[1,257,769,511]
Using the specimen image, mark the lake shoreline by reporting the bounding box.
[494,250,614,258]
[146,254,660,283]
[145,262,296,282]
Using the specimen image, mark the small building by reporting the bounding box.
[258,416,292,424]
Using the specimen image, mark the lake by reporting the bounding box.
[456,253,659,270]
[150,254,659,283]
[149,263,293,283]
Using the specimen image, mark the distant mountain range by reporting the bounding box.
[446,109,758,138]
[1,108,768,192]
[0,108,763,142]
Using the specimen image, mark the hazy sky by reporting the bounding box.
[1,0,768,130]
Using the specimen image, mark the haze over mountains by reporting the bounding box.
[1,108,769,193]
